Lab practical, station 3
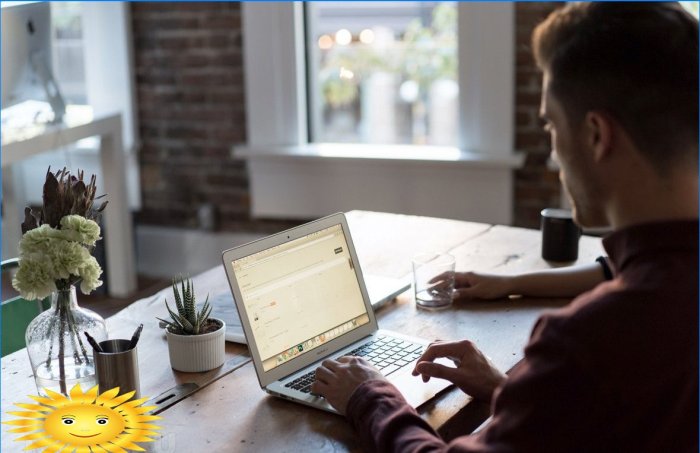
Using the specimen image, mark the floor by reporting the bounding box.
[2,274,170,319]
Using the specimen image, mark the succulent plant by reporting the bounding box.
[157,277,213,335]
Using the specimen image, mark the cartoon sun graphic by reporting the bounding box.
[3,384,161,452]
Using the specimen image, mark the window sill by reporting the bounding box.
[233,143,524,169]
[233,143,524,224]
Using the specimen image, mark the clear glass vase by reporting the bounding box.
[25,285,107,396]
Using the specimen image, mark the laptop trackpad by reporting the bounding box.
[391,358,454,409]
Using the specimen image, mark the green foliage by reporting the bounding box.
[319,3,457,107]
[157,277,212,335]
[401,3,458,90]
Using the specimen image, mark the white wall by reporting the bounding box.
[136,226,262,278]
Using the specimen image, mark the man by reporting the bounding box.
[311,3,699,452]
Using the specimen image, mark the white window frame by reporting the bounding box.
[82,2,141,210]
[236,2,523,224]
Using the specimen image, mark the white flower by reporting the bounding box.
[13,220,104,299]
[78,255,103,295]
[48,240,92,280]
[59,215,101,246]
[12,257,57,300]
[18,224,63,255]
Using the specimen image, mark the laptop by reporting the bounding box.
[222,213,452,413]
[210,274,409,344]
[365,274,410,310]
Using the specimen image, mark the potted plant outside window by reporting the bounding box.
[157,277,225,372]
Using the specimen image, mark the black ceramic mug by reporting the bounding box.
[540,208,581,262]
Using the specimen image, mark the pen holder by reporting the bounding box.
[94,339,140,399]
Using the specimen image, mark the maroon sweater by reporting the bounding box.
[347,220,698,452]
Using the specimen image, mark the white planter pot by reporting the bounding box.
[165,318,225,372]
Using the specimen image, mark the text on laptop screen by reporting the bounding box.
[231,224,369,371]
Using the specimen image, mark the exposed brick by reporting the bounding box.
[515,110,537,129]
[516,70,542,91]
[512,2,561,227]
[516,131,550,150]
[516,90,545,106]
[131,2,253,231]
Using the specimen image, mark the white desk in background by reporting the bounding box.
[1,103,137,297]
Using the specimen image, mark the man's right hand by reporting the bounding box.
[412,340,506,402]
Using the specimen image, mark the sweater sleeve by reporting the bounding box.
[345,313,602,453]
[346,379,496,453]
[346,379,446,453]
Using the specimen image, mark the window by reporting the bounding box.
[242,3,514,154]
[680,2,699,18]
[1,2,140,215]
[305,2,458,146]
[239,3,520,224]
[50,2,86,104]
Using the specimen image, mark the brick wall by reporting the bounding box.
[513,2,561,228]
[131,3,560,231]
[131,3,297,233]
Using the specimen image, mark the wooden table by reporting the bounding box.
[1,211,605,452]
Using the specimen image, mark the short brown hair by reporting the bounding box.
[532,2,698,171]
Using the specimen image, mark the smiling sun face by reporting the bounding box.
[44,404,125,446]
[4,384,161,451]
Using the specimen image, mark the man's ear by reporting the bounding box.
[584,111,613,163]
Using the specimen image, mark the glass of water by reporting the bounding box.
[412,253,456,309]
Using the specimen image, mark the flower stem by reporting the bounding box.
[41,285,99,395]
[67,306,90,364]
[57,301,67,395]
[44,304,61,371]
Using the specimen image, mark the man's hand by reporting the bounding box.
[412,340,506,402]
[430,271,513,300]
[311,356,387,415]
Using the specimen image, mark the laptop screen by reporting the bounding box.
[231,224,370,372]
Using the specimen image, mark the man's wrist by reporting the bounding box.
[471,370,507,403]
[502,275,518,297]
[346,379,407,421]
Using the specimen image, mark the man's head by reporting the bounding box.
[532,3,698,227]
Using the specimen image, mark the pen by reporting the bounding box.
[128,324,144,350]
[84,331,103,353]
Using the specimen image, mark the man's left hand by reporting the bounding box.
[311,356,387,415]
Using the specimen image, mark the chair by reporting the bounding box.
[1,258,50,356]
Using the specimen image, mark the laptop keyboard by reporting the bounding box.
[284,335,426,394]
